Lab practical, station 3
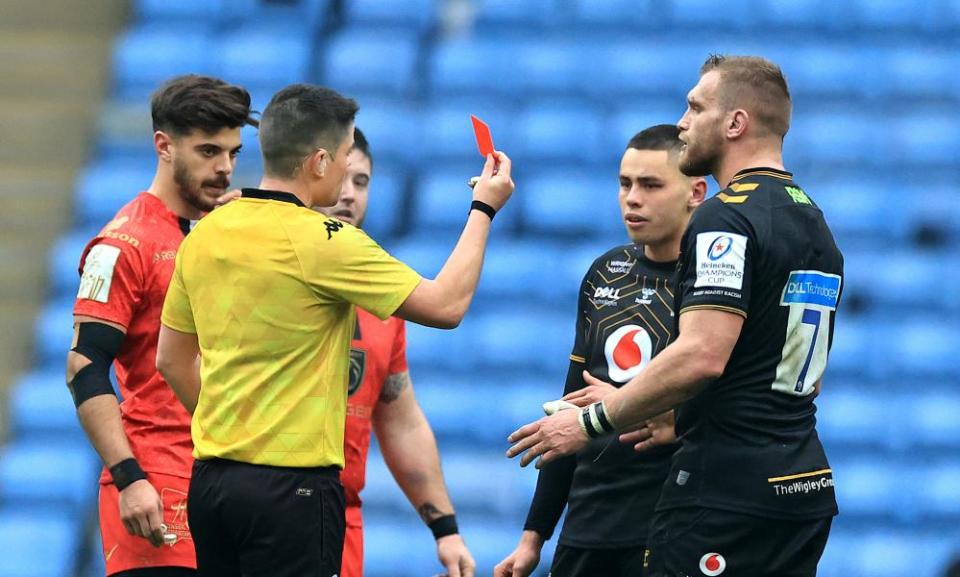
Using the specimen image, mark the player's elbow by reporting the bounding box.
[66,350,91,382]
[155,350,176,384]
[684,337,730,381]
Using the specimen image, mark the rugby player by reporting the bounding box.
[67,75,254,576]
[507,55,844,577]
[495,125,705,577]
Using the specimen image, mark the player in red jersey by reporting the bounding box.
[317,128,476,577]
[66,75,254,577]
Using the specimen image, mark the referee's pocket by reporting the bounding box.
[318,480,346,576]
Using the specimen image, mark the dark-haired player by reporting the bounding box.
[508,55,844,577]
[495,125,706,577]
[67,75,255,576]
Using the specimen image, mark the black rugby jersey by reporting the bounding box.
[525,243,678,548]
[657,167,844,520]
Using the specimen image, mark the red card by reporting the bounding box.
[470,115,495,158]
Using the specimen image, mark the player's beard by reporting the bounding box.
[173,157,230,213]
[679,128,723,178]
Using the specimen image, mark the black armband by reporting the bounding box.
[578,401,616,439]
[68,322,124,408]
[109,458,147,491]
[470,200,496,221]
[428,514,459,539]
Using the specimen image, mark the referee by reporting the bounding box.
[156,84,514,577]
[507,55,843,577]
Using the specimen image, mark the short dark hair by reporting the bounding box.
[700,54,792,138]
[351,127,373,169]
[259,84,359,179]
[151,75,256,136]
[627,124,683,153]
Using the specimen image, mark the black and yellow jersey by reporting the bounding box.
[525,243,678,547]
[660,167,844,520]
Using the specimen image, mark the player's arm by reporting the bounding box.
[372,371,476,577]
[155,326,201,414]
[394,152,514,329]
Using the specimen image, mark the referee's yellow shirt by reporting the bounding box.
[160,189,421,468]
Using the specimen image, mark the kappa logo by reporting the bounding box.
[594,286,622,300]
[699,553,726,576]
[635,287,657,305]
[324,219,344,239]
[604,324,652,383]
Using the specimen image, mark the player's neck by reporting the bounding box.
[147,175,204,220]
[644,237,680,264]
[258,176,312,207]
[715,141,785,189]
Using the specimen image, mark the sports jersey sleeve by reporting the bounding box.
[73,238,145,329]
[678,201,755,318]
[388,320,409,375]
[160,251,197,334]
[307,223,421,320]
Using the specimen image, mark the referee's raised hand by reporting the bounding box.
[118,479,165,547]
[471,151,514,212]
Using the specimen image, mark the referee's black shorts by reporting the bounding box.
[188,458,345,577]
[644,507,831,577]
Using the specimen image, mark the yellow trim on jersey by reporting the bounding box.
[731,170,792,182]
[729,182,759,193]
[569,354,586,363]
[679,304,748,318]
[767,468,833,483]
[717,192,750,204]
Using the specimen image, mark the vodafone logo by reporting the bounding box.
[699,553,726,576]
[604,324,652,383]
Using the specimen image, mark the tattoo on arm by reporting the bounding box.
[379,371,411,404]
[417,502,446,523]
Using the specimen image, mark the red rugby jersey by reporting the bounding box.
[74,192,194,482]
[340,308,408,507]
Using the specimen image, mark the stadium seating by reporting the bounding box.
[6,2,958,576]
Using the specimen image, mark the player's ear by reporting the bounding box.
[308,149,329,178]
[727,109,749,139]
[155,131,174,162]
[689,177,708,210]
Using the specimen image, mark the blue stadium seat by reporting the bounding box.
[882,47,960,98]
[231,0,331,30]
[891,319,959,378]
[831,458,906,518]
[755,0,840,28]
[428,37,526,97]
[778,44,876,99]
[48,230,98,300]
[905,186,960,248]
[343,0,436,30]
[8,371,82,439]
[578,40,698,100]
[0,440,98,513]
[889,109,960,166]
[472,0,564,28]
[513,100,605,164]
[418,98,515,161]
[352,100,421,164]
[810,177,909,241]
[917,465,960,518]
[851,0,942,31]
[0,508,79,577]
[840,530,955,577]
[413,378,503,442]
[826,316,875,378]
[513,39,589,96]
[910,392,960,448]
[363,516,446,577]
[606,101,686,154]
[322,29,420,95]
[74,161,154,227]
[570,0,660,27]
[403,313,472,370]
[413,168,519,232]
[33,300,75,367]
[476,240,565,301]
[112,26,218,99]
[472,309,571,370]
[219,26,312,90]
[134,0,226,22]
[360,163,405,241]
[815,390,890,450]
[521,170,622,236]
[789,108,883,165]
[842,250,956,312]
[665,0,758,28]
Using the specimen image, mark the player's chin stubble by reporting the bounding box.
[173,160,225,213]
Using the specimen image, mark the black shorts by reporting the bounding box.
[549,544,648,577]
[188,458,345,577]
[645,507,832,577]
[112,569,195,577]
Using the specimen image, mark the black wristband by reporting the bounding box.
[109,458,147,491]
[580,407,601,438]
[594,401,615,433]
[470,200,496,221]
[428,514,459,539]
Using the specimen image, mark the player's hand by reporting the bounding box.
[507,408,588,469]
[493,531,543,577]
[118,479,165,547]
[472,151,514,212]
[436,534,475,577]
[561,371,618,407]
[619,410,677,453]
[214,188,242,207]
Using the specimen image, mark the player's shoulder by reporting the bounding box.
[90,193,166,252]
[587,243,639,277]
[719,168,819,212]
